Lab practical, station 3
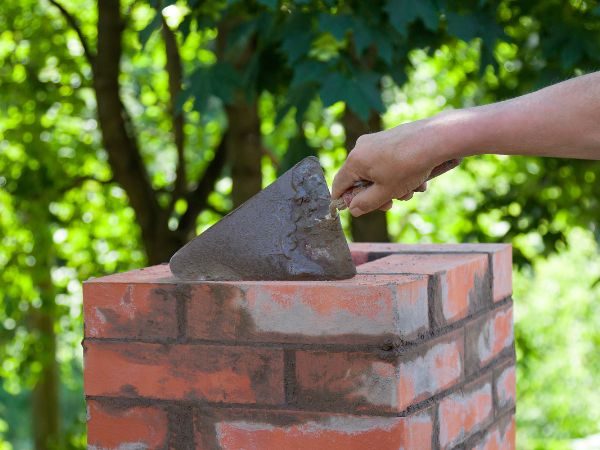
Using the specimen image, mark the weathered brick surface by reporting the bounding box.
[466,304,514,375]
[195,407,433,450]
[396,331,465,411]
[84,341,284,404]
[84,244,515,449]
[87,400,168,450]
[438,376,494,449]
[471,414,516,450]
[83,282,179,339]
[350,243,512,301]
[494,362,516,412]
[294,331,463,413]
[358,253,491,325]
[186,276,429,344]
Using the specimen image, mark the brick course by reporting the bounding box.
[84,244,514,449]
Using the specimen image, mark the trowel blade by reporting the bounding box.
[169,156,356,281]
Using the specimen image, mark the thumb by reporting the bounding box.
[348,184,391,217]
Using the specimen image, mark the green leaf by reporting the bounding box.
[446,12,479,42]
[282,33,312,63]
[371,27,393,64]
[257,0,278,8]
[188,62,241,112]
[318,13,353,41]
[226,19,258,56]
[281,15,313,64]
[561,37,583,69]
[276,82,316,124]
[351,19,372,55]
[139,11,162,48]
[385,0,439,35]
[290,59,329,88]
[319,71,383,120]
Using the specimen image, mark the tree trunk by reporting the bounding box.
[30,210,60,450]
[31,309,60,450]
[227,101,262,208]
[145,230,187,265]
[95,0,165,261]
[342,110,390,242]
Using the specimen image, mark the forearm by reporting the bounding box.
[436,72,600,160]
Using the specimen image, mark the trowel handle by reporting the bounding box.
[428,158,462,180]
[334,158,462,212]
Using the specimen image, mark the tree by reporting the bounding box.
[2,0,600,448]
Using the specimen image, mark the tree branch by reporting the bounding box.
[48,0,94,65]
[58,176,114,195]
[177,134,228,235]
[161,16,186,199]
[94,0,162,247]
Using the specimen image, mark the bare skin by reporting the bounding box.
[332,71,600,217]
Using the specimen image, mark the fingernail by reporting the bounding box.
[350,206,364,216]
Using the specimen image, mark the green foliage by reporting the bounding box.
[2,0,600,448]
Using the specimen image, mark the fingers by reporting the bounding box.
[332,162,360,200]
[379,201,393,211]
[414,182,427,192]
[399,192,414,201]
[348,184,391,217]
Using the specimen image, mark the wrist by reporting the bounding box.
[428,108,487,160]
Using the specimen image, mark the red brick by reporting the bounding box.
[490,247,512,302]
[186,276,429,344]
[358,253,491,325]
[294,331,463,413]
[438,377,493,449]
[351,251,370,266]
[86,263,175,283]
[396,331,464,411]
[87,400,168,449]
[471,414,516,450]
[196,407,433,450]
[83,282,179,339]
[494,363,516,412]
[466,304,514,375]
[351,243,512,301]
[84,341,284,404]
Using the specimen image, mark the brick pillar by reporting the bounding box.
[83,244,515,450]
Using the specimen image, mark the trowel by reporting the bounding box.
[169,156,460,281]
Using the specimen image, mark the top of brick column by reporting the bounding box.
[84,243,511,347]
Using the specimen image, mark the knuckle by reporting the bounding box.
[355,134,371,147]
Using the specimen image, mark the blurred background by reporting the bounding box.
[1,0,600,449]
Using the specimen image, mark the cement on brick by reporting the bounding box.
[466,306,514,374]
[84,342,284,404]
[186,277,429,345]
[476,309,514,364]
[87,400,168,450]
[243,282,427,339]
[350,243,512,302]
[88,444,148,450]
[294,351,399,412]
[358,253,491,326]
[394,280,429,338]
[495,364,516,411]
[397,335,463,410]
[84,283,179,339]
[212,411,432,450]
[438,380,493,449]
[472,413,516,450]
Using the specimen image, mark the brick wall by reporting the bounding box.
[83,243,515,450]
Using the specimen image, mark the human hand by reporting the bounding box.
[332,114,462,216]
